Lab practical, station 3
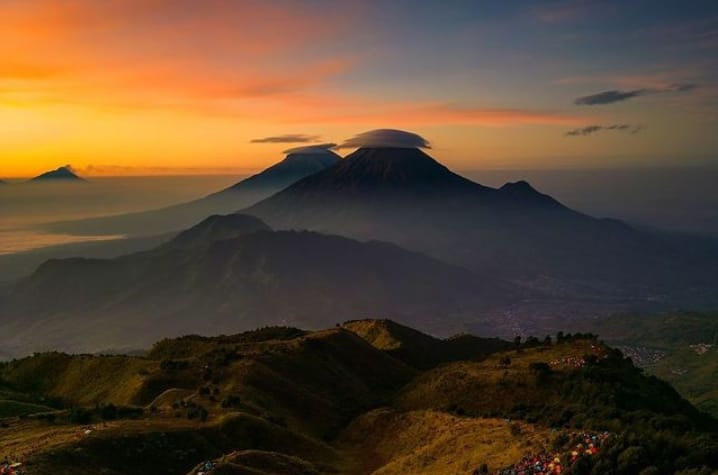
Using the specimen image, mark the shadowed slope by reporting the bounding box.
[0,215,517,356]
[246,147,718,303]
[343,319,509,369]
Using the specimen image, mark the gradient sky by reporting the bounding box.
[1,0,717,177]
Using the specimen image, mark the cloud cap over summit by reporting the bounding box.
[283,143,338,155]
[338,129,431,149]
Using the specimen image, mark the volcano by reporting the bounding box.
[30,166,85,182]
[245,144,718,301]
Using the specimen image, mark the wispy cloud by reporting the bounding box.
[533,0,608,24]
[250,134,321,144]
[575,83,697,105]
[565,124,642,136]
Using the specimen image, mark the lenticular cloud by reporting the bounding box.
[283,143,337,154]
[337,129,431,149]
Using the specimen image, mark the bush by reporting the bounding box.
[100,404,117,420]
[160,359,190,371]
[221,395,241,408]
[69,407,92,424]
[617,446,648,475]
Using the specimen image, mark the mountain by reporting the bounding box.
[0,214,516,356]
[40,147,341,237]
[30,165,85,182]
[245,146,718,309]
[1,322,715,475]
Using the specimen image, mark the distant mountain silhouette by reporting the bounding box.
[245,147,718,303]
[0,214,517,355]
[40,148,340,237]
[30,166,84,182]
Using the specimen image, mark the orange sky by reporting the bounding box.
[1,0,716,177]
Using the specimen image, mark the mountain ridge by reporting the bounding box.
[0,214,518,356]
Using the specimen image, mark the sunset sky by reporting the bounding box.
[2,0,717,177]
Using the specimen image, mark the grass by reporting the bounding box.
[0,399,54,418]
[590,312,718,417]
[338,409,554,475]
[0,321,715,475]
[1,353,156,406]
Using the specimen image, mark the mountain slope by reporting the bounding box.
[342,319,509,369]
[0,215,516,356]
[245,146,718,304]
[1,323,716,475]
[577,312,718,417]
[40,149,340,237]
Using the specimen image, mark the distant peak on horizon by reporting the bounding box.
[30,165,85,182]
[338,129,431,150]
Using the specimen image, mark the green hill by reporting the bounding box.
[342,319,509,369]
[582,312,718,418]
[0,321,716,475]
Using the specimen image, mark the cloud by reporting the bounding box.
[534,0,608,24]
[336,129,431,149]
[565,124,643,136]
[575,90,645,105]
[575,83,698,105]
[250,134,321,144]
[283,143,337,154]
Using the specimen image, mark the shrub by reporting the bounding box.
[221,395,241,408]
[100,404,117,420]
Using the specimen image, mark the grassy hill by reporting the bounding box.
[342,319,509,369]
[338,409,554,475]
[0,320,716,475]
[581,312,718,417]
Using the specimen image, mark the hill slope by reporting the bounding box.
[342,319,509,369]
[581,312,718,417]
[0,215,516,356]
[0,323,716,475]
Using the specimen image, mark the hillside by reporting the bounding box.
[342,319,509,369]
[0,215,518,357]
[0,322,716,475]
[581,312,718,417]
